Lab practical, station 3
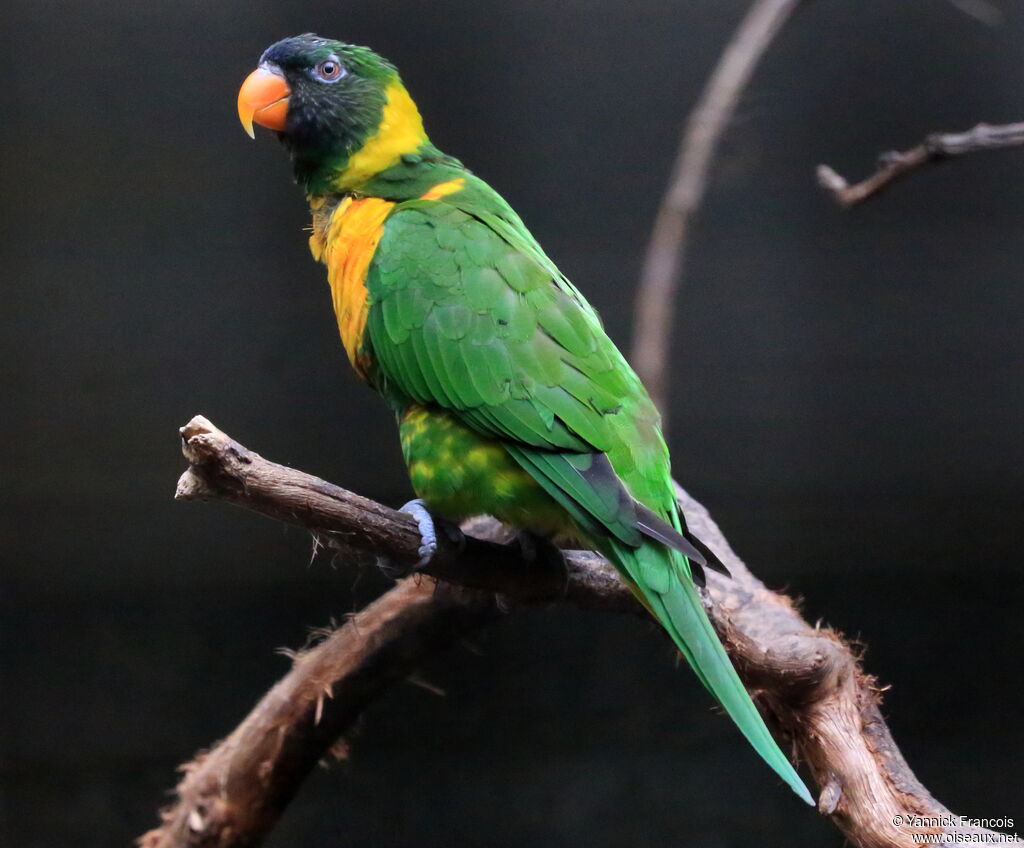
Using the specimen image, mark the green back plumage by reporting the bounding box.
[362,175,812,804]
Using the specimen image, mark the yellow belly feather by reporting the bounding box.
[310,196,395,376]
[308,180,466,377]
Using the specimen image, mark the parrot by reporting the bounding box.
[236,33,812,805]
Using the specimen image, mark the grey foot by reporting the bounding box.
[400,499,438,568]
[399,499,464,570]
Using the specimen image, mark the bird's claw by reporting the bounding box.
[399,499,464,570]
[400,499,439,568]
[513,530,565,572]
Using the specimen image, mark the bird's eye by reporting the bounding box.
[313,56,345,83]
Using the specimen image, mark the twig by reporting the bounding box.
[630,0,810,424]
[139,416,1021,848]
[817,121,1024,207]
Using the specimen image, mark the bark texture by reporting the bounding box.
[138,416,1021,848]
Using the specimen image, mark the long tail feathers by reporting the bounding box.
[606,540,814,805]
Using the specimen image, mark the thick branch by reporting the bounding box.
[172,417,631,612]
[631,0,809,423]
[818,121,1024,206]
[140,578,497,848]
[142,416,1021,848]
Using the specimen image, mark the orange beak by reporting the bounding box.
[237,68,291,138]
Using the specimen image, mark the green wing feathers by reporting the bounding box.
[364,179,811,803]
[368,198,628,457]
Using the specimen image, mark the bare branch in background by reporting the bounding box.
[818,121,1024,206]
[630,0,810,425]
[138,416,1021,848]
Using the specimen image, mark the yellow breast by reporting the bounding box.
[309,196,395,377]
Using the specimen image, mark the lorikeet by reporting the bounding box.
[237,33,812,804]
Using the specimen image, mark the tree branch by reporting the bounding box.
[630,0,810,424]
[140,578,498,848]
[140,416,1020,848]
[817,121,1024,206]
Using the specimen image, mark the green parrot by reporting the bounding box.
[237,33,812,804]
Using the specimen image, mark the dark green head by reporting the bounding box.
[238,34,428,194]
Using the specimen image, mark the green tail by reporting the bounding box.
[605,539,814,805]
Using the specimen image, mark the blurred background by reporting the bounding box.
[4,0,1024,844]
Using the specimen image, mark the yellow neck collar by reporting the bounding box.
[335,82,427,189]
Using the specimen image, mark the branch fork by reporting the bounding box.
[818,121,1024,206]
[139,416,1019,848]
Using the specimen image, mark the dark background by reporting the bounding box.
[4,1,1023,845]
